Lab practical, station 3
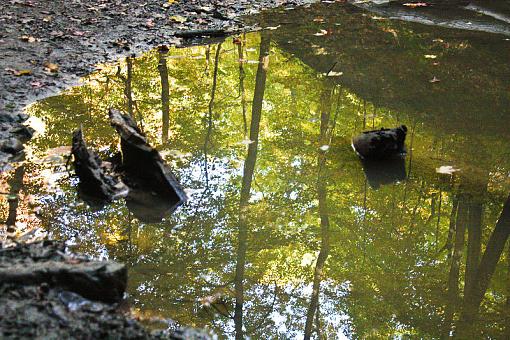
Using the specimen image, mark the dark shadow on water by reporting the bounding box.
[361,157,406,189]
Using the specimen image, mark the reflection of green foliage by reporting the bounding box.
[20,24,510,339]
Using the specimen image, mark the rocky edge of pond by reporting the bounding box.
[0,0,318,338]
[0,240,210,339]
[0,0,318,168]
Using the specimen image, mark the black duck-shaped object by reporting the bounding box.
[352,125,407,160]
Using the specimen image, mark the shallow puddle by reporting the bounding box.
[2,2,510,338]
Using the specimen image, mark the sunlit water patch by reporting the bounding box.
[2,3,510,338]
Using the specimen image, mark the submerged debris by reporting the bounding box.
[71,128,128,207]
[352,125,407,160]
[109,109,187,221]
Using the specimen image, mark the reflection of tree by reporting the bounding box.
[456,193,510,337]
[505,249,510,339]
[237,35,248,137]
[203,43,222,190]
[442,175,488,338]
[158,49,170,143]
[126,56,134,117]
[5,165,25,230]
[304,87,336,340]
[442,190,467,337]
[234,33,270,340]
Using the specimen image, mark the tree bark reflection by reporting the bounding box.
[456,193,510,337]
[304,88,335,340]
[442,191,467,338]
[158,49,170,143]
[203,43,222,190]
[126,56,134,117]
[233,33,270,340]
[5,165,25,230]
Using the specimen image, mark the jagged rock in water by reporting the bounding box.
[109,109,187,218]
[352,125,407,160]
[71,128,127,206]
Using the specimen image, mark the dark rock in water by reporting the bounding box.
[361,157,407,189]
[352,125,407,160]
[71,128,127,207]
[109,109,187,215]
[11,125,34,140]
[0,138,23,154]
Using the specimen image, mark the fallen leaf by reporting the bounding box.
[5,68,32,76]
[169,15,186,23]
[20,35,37,43]
[436,165,459,175]
[43,62,59,73]
[403,2,429,8]
[314,29,329,36]
[327,71,343,76]
[429,76,440,83]
[72,30,85,36]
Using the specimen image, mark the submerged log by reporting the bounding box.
[71,128,127,206]
[109,109,187,213]
[352,125,407,160]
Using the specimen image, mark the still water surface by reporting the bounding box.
[3,3,510,339]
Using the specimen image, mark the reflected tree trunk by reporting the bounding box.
[158,50,170,144]
[203,43,222,189]
[456,193,510,337]
[125,56,134,117]
[445,194,459,259]
[504,246,510,339]
[304,88,333,340]
[237,39,248,137]
[442,194,468,338]
[464,184,485,298]
[233,33,271,340]
[5,165,25,230]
